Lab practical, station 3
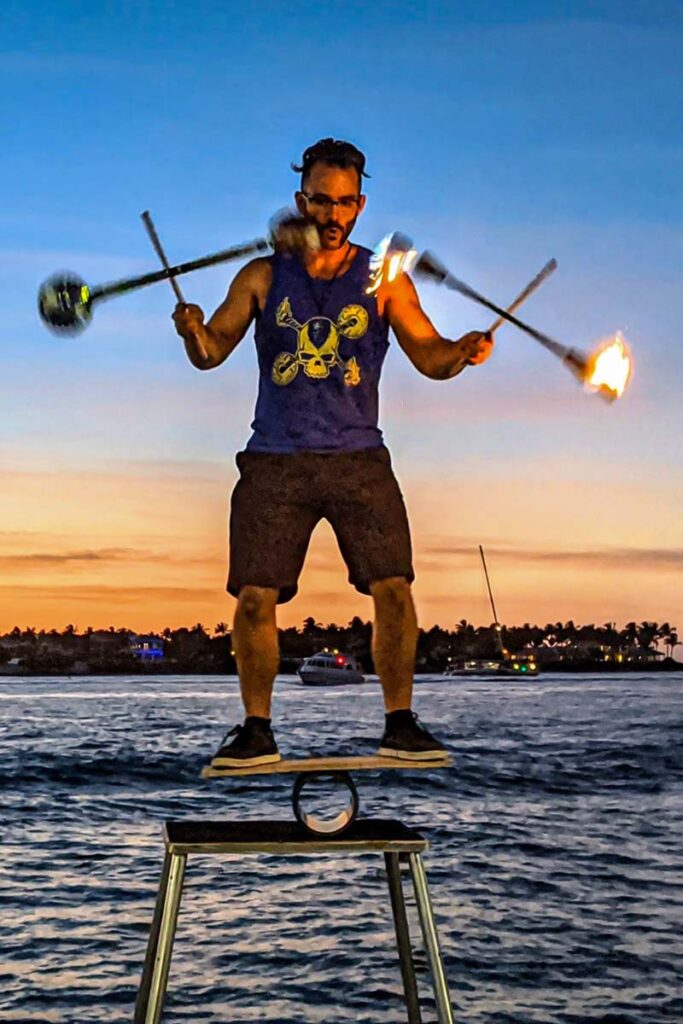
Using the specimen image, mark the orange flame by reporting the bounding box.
[585,332,632,401]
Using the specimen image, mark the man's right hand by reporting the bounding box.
[172,302,205,342]
[172,302,211,364]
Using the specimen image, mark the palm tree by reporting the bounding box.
[663,628,679,660]
[214,622,229,636]
[623,622,638,647]
[656,622,671,654]
[637,621,659,652]
[456,619,477,640]
[562,621,578,645]
[303,616,323,636]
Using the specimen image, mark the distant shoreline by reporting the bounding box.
[2,621,678,676]
[1,661,681,679]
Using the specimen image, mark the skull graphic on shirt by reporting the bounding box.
[271,298,368,387]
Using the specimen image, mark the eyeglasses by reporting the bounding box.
[302,192,361,213]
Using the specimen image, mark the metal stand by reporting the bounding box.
[134,818,454,1024]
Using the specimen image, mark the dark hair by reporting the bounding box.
[292,138,370,189]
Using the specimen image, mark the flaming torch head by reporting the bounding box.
[584,332,633,402]
[366,232,418,295]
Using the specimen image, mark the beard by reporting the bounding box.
[315,215,357,250]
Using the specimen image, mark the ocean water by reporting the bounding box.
[1,672,681,1024]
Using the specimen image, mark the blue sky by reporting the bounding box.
[2,1,682,630]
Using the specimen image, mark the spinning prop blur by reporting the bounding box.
[366,232,418,294]
[37,238,272,335]
[36,211,322,337]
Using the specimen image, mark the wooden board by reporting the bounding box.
[201,754,452,778]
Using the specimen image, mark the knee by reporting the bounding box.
[235,585,277,625]
[370,576,414,615]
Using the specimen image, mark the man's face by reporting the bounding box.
[295,162,366,250]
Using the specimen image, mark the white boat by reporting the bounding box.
[298,650,365,686]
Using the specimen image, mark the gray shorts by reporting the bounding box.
[227,446,414,604]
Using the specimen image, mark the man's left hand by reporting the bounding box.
[459,331,494,366]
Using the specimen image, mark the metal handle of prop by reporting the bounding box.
[415,251,572,362]
[486,258,557,333]
[140,210,210,362]
[140,211,186,305]
[89,238,271,302]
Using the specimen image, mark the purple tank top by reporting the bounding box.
[245,246,389,452]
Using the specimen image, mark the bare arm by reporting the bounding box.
[383,272,493,380]
[173,257,271,370]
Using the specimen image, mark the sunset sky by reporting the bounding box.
[2,1,682,634]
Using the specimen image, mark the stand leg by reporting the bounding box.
[384,852,423,1023]
[408,853,454,1024]
[137,851,187,1024]
[135,850,172,1023]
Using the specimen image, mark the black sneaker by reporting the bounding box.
[211,716,281,768]
[378,710,448,761]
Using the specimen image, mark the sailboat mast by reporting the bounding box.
[479,545,505,656]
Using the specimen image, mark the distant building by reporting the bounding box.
[130,635,164,662]
[529,640,664,665]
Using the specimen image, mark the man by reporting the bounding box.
[173,138,493,768]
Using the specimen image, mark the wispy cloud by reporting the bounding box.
[0,546,219,571]
[0,583,220,602]
[0,547,141,567]
[419,543,683,572]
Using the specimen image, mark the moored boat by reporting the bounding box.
[444,655,538,677]
[298,650,365,685]
[443,546,541,678]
